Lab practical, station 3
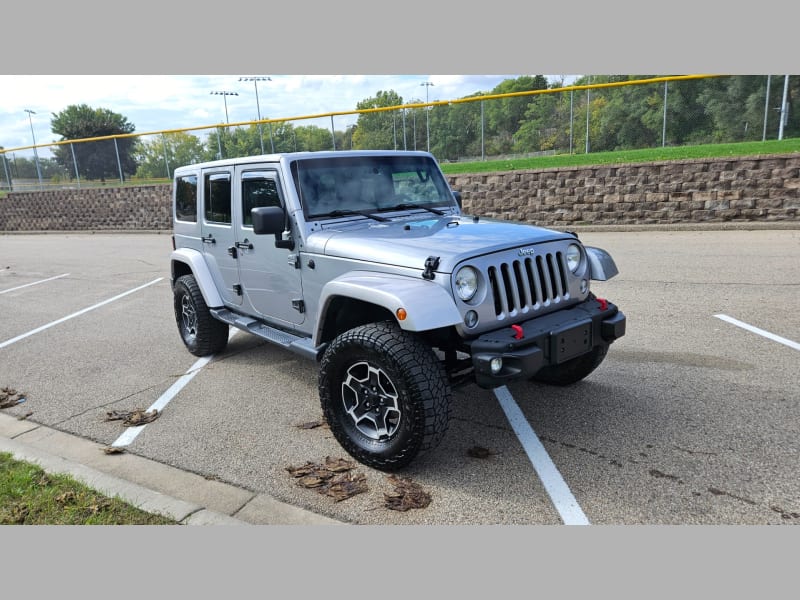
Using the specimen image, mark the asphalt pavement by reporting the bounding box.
[1,224,798,526]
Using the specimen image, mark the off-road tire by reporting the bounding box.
[173,274,229,357]
[319,321,452,472]
[531,344,608,386]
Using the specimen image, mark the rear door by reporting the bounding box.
[200,167,242,306]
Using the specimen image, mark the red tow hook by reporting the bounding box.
[511,324,524,340]
[596,297,608,311]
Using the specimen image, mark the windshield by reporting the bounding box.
[291,155,455,219]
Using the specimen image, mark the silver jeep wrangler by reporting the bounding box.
[170,150,626,470]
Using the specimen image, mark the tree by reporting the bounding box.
[352,90,404,149]
[51,104,137,181]
[483,76,549,154]
[133,131,206,179]
[294,124,336,151]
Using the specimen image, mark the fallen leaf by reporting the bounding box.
[286,461,320,478]
[324,472,368,502]
[17,411,33,421]
[286,457,368,501]
[102,446,125,455]
[467,446,496,459]
[9,504,28,524]
[124,409,159,426]
[297,475,329,488]
[56,491,77,505]
[384,475,432,511]
[0,387,26,409]
[295,419,329,430]
[324,456,355,472]
[105,409,159,426]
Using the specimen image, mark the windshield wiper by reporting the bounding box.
[386,203,446,216]
[324,209,389,222]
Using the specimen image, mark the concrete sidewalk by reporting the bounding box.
[0,412,345,526]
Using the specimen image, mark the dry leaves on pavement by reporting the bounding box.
[384,475,432,512]
[286,456,368,502]
[0,387,26,409]
[105,409,160,426]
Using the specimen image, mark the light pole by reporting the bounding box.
[210,90,238,124]
[210,91,237,160]
[239,76,273,154]
[24,109,43,189]
[421,81,434,152]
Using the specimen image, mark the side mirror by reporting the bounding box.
[452,190,462,209]
[252,206,294,250]
[251,206,285,235]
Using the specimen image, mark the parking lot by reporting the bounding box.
[1,229,798,525]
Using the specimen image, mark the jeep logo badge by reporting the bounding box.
[518,247,535,256]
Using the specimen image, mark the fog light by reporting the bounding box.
[490,357,503,374]
[464,310,479,328]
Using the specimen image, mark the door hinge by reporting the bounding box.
[292,299,305,313]
[288,254,300,269]
[233,284,243,296]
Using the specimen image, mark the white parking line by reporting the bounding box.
[0,278,164,350]
[0,273,70,295]
[112,330,239,447]
[494,385,590,525]
[714,314,800,352]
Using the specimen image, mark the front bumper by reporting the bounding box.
[466,297,626,388]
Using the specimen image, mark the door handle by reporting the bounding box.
[235,239,254,250]
[201,234,216,244]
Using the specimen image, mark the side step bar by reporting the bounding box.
[210,308,324,361]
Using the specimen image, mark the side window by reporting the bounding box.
[175,175,197,222]
[204,172,232,224]
[242,174,282,227]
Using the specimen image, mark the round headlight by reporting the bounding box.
[566,243,582,272]
[455,266,478,301]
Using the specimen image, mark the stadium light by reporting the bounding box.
[210,91,238,124]
[421,81,434,152]
[24,109,43,190]
[239,76,274,154]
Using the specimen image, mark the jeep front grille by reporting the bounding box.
[487,252,569,317]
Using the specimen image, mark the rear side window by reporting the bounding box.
[175,175,198,222]
[242,173,282,226]
[204,172,232,224]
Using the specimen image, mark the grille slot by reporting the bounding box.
[487,252,569,317]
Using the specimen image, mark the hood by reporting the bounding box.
[304,215,572,273]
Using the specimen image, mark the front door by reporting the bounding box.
[233,166,304,326]
[200,167,242,306]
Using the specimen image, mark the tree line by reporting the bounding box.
[2,75,796,183]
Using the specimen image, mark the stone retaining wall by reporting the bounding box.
[451,154,799,226]
[0,185,171,231]
[1,154,798,232]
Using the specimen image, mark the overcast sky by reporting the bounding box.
[0,74,580,156]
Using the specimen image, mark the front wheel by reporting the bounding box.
[173,274,229,357]
[319,321,452,471]
[531,344,608,386]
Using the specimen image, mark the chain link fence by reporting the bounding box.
[1,75,796,193]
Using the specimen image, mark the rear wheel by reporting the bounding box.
[173,274,229,356]
[319,321,451,471]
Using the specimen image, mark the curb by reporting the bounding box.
[0,413,345,526]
